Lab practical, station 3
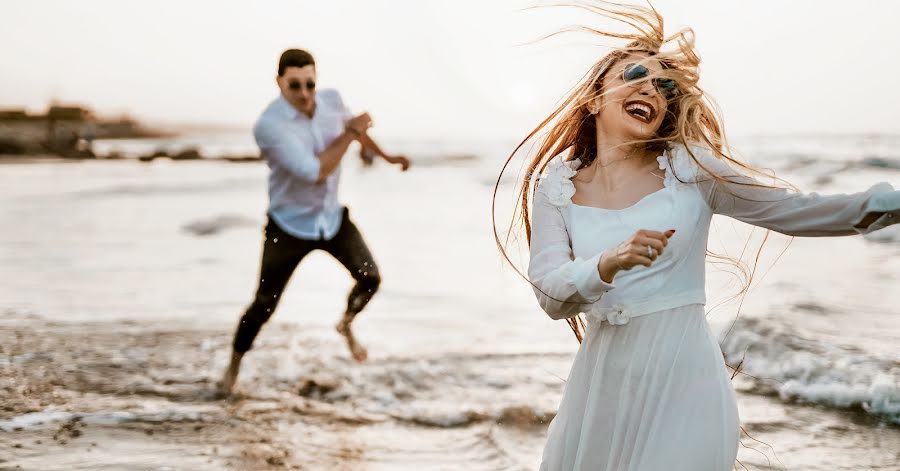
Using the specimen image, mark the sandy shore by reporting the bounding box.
[1,314,302,470]
[0,314,547,471]
[4,313,900,471]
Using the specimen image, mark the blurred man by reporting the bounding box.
[220,48,410,394]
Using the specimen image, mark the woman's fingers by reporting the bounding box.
[637,237,666,257]
[616,229,676,270]
[625,252,653,267]
[639,230,670,246]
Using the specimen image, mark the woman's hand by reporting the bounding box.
[598,229,676,282]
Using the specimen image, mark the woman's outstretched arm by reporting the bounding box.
[687,146,899,236]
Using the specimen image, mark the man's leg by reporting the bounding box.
[323,208,381,362]
[220,218,314,393]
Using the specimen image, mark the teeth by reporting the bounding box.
[625,103,651,115]
[624,102,653,121]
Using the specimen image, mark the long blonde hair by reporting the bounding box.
[493,1,792,343]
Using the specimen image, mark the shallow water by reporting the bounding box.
[1,135,899,469]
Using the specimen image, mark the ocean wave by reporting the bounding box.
[721,318,900,424]
[859,156,900,171]
[387,404,555,428]
[75,177,260,198]
[0,408,214,432]
[403,154,480,167]
[760,153,900,176]
[258,350,568,430]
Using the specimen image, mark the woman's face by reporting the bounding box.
[594,53,669,143]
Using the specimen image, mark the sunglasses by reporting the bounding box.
[288,80,316,92]
[622,64,678,99]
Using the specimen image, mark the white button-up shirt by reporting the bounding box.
[253,90,352,240]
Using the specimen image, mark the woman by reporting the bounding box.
[495,3,900,470]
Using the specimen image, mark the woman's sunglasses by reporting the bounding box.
[622,64,678,99]
[288,80,316,92]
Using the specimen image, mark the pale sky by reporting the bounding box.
[2,0,899,140]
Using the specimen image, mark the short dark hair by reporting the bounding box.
[278,49,315,76]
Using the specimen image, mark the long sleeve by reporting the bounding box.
[319,89,353,124]
[687,146,900,237]
[253,118,321,184]
[528,183,615,320]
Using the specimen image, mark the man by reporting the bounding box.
[220,49,410,394]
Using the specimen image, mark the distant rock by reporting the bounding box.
[0,137,27,155]
[222,154,261,163]
[171,148,202,161]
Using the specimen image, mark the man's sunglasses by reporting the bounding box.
[288,80,316,91]
[622,64,678,99]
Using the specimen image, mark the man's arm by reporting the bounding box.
[326,88,409,172]
[315,112,373,183]
[358,132,411,171]
[315,130,358,183]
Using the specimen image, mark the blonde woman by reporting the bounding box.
[495,3,900,469]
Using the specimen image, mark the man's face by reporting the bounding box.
[277,65,317,116]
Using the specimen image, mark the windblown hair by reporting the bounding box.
[493,1,791,343]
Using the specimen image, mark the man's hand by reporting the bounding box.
[384,155,411,171]
[346,112,372,137]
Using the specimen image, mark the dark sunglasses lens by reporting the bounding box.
[623,64,649,82]
[288,81,301,90]
[656,79,677,97]
[306,81,315,90]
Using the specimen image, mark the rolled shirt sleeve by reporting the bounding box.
[253,117,321,184]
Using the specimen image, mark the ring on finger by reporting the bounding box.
[647,245,654,259]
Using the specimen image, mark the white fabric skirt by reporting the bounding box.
[540,304,740,471]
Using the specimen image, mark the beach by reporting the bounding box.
[1,135,899,470]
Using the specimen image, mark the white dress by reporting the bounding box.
[528,144,900,471]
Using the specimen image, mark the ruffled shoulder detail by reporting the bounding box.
[536,157,580,208]
[667,143,736,183]
[662,143,726,186]
[655,152,679,190]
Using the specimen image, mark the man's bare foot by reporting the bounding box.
[217,351,244,396]
[336,316,368,362]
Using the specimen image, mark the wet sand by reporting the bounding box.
[0,313,547,470]
[3,313,899,471]
[1,314,295,470]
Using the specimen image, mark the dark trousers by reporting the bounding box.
[232,208,381,353]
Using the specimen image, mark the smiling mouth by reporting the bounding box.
[623,100,656,123]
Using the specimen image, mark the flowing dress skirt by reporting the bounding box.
[540,304,740,471]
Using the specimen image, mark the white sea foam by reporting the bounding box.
[0,408,217,432]
[0,411,75,431]
[254,349,567,429]
[722,319,900,424]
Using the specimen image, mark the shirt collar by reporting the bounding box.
[273,95,306,120]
